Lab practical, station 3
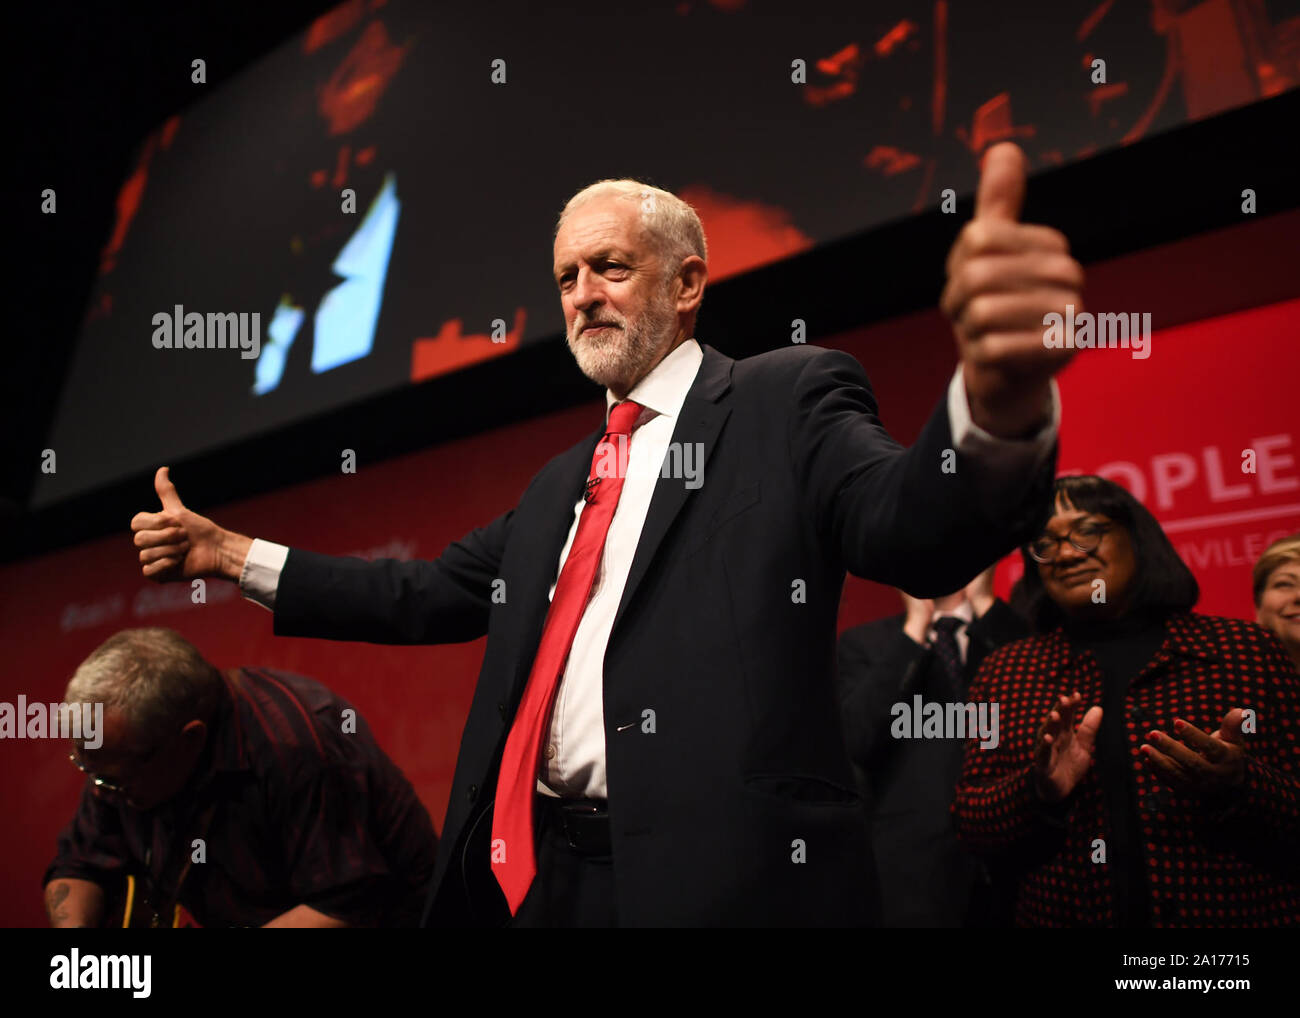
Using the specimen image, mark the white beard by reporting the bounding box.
[567,287,678,392]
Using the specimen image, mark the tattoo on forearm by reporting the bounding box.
[45,882,72,925]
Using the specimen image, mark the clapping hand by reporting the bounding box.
[1032,692,1102,802]
[1142,708,1248,800]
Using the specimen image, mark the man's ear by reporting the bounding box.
[675,255,708,314]
[180,718,207,748]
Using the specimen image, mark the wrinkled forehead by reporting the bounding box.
[553,198,648,269]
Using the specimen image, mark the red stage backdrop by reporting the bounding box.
[2,296,1296,927]
[995,298,1300,611]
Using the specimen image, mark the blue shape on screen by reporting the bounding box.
[253,298,306,394]
[312,172,401,373]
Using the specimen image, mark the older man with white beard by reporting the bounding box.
[558,184,687,397]
[131,143,1083,926]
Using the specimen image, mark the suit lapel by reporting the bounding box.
[501,344,735,704]
[500,426,603,707]
[610,344,734,640]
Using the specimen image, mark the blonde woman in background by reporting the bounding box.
[1254,534,1300,674]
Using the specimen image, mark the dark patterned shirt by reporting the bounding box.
[952,613,1300,927]
[45,667,437,927]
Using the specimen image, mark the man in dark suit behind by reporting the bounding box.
[131,143,1085,926]
[837,567,1029,927]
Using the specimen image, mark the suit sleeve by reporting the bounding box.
[789,350,1055,596]
[837,624,927,768]
[272,508,513,645]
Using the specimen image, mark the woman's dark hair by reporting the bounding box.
[1011,475,1199,632]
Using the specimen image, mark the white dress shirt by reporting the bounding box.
[240,337,1059,799]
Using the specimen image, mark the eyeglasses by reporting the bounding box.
[68,752,130,799]
[1027,520,1112,563]
[67,738,165,800]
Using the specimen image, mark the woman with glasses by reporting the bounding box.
[952,475,1300,927]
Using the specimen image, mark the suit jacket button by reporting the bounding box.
[467,783,478,802]
[497,702,506,719]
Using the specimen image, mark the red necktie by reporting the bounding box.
[491,399,644,913]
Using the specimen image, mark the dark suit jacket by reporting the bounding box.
[837,601,1028,926]
[270,342,1054,925]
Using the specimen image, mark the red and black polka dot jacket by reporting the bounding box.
[952,612,1299,927]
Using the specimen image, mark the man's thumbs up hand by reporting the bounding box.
[940,142,1085,438]
[154,465,185,514]
[131,467,251,582]
[973,142,1026,222]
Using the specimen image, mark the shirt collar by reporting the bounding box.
[604,337,703,425]
[931,600,975,627]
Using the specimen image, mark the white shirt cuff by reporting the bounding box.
[239,538,289,611]
[947,368,1059,506]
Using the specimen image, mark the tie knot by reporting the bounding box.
[606,400,643,437]
[932,616,964,637]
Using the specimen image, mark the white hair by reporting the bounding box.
[556,180,708,279]
[65,628,222,746]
